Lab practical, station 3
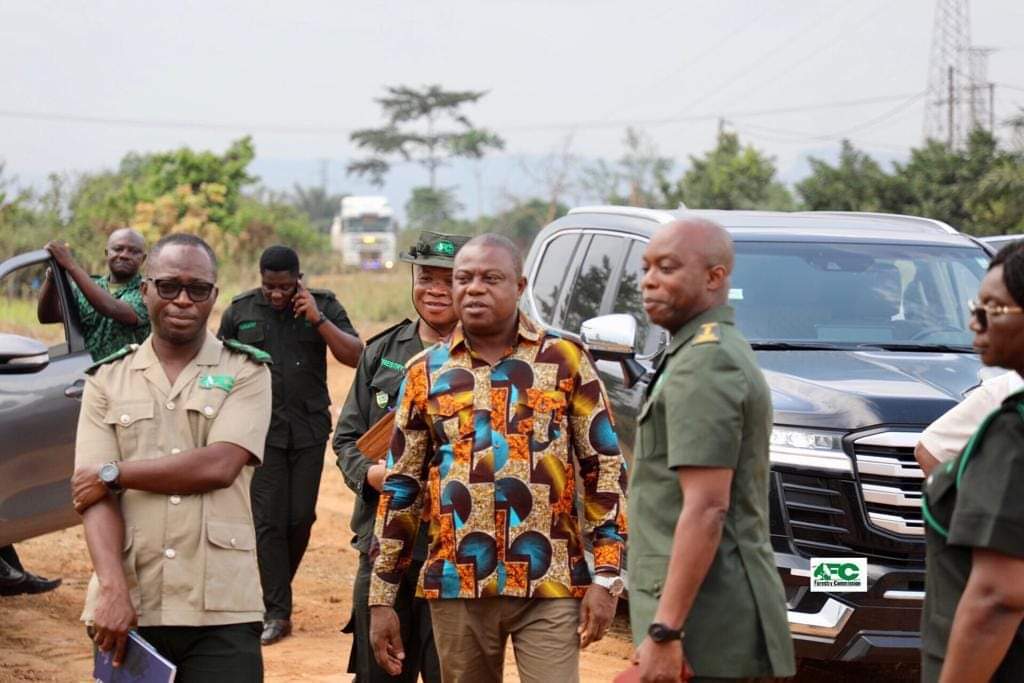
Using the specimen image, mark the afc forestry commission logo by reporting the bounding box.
[809,557,868,592]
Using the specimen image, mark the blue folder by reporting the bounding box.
[93,631,176,683]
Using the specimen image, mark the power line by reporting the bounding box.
[0,92,925,137]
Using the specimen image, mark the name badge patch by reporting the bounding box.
[199,375,236,392]
[375,391,389,408]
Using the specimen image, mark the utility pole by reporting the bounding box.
[948,65,955,147]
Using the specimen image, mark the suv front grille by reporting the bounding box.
[852,431,925,537]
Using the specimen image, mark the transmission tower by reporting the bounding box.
[923,0,972,147]
[968,46,996,133]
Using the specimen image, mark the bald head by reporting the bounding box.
[459,233,523,277]
[105,227,147,281]
[640,217,734,332]
[661,217,734,275]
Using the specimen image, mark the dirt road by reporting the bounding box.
[0,351,634,682]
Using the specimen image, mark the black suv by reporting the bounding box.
[521,206,994,664]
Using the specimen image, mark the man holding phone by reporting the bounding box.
[218,245,362,645]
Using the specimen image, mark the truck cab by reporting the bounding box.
[331,195,398,270]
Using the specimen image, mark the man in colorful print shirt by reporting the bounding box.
[368,233,628,683]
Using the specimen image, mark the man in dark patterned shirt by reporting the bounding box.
[38,229,150,360]
[369,234,628,683]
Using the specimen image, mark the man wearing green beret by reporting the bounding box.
[334,231,468,682]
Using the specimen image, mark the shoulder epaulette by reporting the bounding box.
[690,322,722,346]
[230,288,259,303]
[365,319,413,347]
[223,338,273,364]
[85,343,139,375]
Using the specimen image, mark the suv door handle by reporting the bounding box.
[65,379,85,400]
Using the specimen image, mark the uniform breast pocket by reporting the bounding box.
[636,398,665,460]
[369,367,404,411]
[203,518,262,612]
[236,322,265,347]
[186,390,229,442]
[104,400,156,457]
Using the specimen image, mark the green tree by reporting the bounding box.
[348,85,505,190]
[579,127,672,207]
[796,140,906,212]
[660,131,794,210]
[289,184,346,234]
[404,186,464,233]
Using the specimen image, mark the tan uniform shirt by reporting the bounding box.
[75,332,272,627]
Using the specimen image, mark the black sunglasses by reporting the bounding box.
[146,278,216,303]
[968,299,1024,332]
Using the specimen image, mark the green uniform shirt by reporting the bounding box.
[72,273,150,361]
[921,390,1024,682]
[332,319,427,558]
[217,287,358,449]
[627,305,795,679]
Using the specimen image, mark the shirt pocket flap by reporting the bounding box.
[104,400,154,427]
[370,367,405,397]
[304,395,331,413]
[206,520,256,551]
[638,398,654,422]
[185,390,229,419]
[237,323,264,344]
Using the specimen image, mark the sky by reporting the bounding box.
[2,0,1023,219]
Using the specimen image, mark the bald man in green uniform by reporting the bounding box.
[628,218,795,682]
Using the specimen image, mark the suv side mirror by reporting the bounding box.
[0,333,50,374]
[580,314,647,388]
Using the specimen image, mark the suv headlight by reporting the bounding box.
[770,427,852,473]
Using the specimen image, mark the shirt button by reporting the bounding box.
[119,414,130,425]
[230,538,237,547]
[203,406,214,416]
[171,448,181,455]
[166,401,175,410]
[295,361,301,366]
[164,548,176,559]
[169,495,181,505]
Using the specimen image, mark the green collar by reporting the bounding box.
[667,305,735,354]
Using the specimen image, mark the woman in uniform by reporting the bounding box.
[921,239,1024,682]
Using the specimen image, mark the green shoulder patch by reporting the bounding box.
[85,343,139,375]
[223,338,273,364]
[199,374,236,392]
[379,357,406,372]
[691,322,721,346]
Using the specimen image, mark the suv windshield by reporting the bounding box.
[731,242,988,350]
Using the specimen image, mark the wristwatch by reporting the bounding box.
[592,573,626,598]
[648,622,685,643]
[312,311,327,328]
[98,461,122,493]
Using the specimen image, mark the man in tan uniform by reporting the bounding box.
[71,233,272,680]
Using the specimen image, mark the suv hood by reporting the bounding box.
[759,349,991,430]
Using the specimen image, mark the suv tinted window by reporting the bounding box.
[531,233,580,325]
[564,234,622,334]
[612,239,663,357]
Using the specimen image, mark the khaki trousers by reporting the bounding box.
[429,597,580,683]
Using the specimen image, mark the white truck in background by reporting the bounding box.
[330,195,397,270]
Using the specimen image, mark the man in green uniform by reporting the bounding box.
[71,233,272,680]
[38,228,150,360]
[218,245,362,645]
[333,231,468,682]
[628,218,795,682]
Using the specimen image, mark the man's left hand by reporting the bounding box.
[45,240,75,270]
[634,636,690,683]
[291,281,320,324]
[71,466,109,514]
[578,581,618,648]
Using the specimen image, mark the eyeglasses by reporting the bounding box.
[146,278,216,302]
[967,299,1024,331]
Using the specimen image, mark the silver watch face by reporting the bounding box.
[99,462,119,484]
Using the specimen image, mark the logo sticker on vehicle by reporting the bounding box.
[809,557,867,592]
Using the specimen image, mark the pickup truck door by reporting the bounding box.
[0,250,92,545]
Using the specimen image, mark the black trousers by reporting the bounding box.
[0,545,22,571]
[137,622,263,682]
[251,442,325,620]
[346,554,440,683]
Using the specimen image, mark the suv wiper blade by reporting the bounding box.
[861,343,976,353]
[749,341,840,351]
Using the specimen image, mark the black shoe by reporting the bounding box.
[261,619,292,646]
[0,560,27,596]
[0,569,61,597]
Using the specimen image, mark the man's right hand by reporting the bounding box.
[44,240,75,270]
[92,583,137,668]
[369,605,405,676]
